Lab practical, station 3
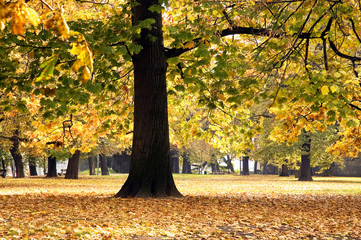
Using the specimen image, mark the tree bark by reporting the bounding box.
[65,150,81,179]
[88,156,95,175]
[29,158,38,176]
[263,161,268,174]
[254,161,258,174]
[115,0,182,197]
[9,131,24,178]
[242,155,250,175]
[47,155,57,177]
[1,158,5,169]
[298,130,313,181]
[182,151,192,174]
[170,147,180,173]
[279,164,289,177]
[99,153,109,175]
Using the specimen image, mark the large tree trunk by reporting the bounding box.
[88,156,95,175]
[47,156,57,177]
[242,155,250,175]
[10,131,24,178]
[99,154,109,175]
[170,148,180,173]
[65,150,81,179]
[29,158,38,176]
[182,151,192,174]
[115,0,182,197]
[298,130,313,181]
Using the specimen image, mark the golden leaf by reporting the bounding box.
[23,4,40,27]
[0,20,4,31]
[82,66,91,83]
[71,59,82,72]
[321,86,329,95]
[70,36,93,74]
[57,12,70,39]
[11,14,25,35]
[43,15,56,30]
[184,41,195,49]
[70,147,77,154]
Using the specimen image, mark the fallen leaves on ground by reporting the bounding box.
[1,175,361,239]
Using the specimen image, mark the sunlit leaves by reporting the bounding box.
[0,1,40,35]
[70,34,93,82]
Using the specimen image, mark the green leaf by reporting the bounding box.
[148,5,163,13]
[36,56,58,82]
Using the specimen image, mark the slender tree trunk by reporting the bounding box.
[88,156,95,175]
[9,131,24,178]
[242,155,250,175]
[254,161,258,174]
[211,162,220,173]
[65,150,81,179]
[263,161,268,174]
[47,156,57,177]
[99,154,109,175]
[1,159,6,178]
[170,148,180,173]
[115,0,182,197]
[29,158,38,176]
[279,164,289,177]
[182,151,192,174]
[298,130,313,181]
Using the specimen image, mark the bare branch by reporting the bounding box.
[328,39,361,62]
[40,0,54,11]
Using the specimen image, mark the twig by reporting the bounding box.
[40,0,54,11]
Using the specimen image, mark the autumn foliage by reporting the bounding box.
[1,175,361,239]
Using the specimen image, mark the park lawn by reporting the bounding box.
[0,174,360,239]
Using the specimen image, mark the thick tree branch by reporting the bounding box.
[328,39,361,62]
[349,103,361,111]
[165,26,316,59]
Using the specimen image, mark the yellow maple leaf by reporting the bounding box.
[82,66,91,83]
[11,14,25,35]
[71,59,82,72]
[23,4,40,27]
[184,41,195,49]
[321,85,329,95]
[57,12,69,39]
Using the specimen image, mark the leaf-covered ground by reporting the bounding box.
[1,174,361,239]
